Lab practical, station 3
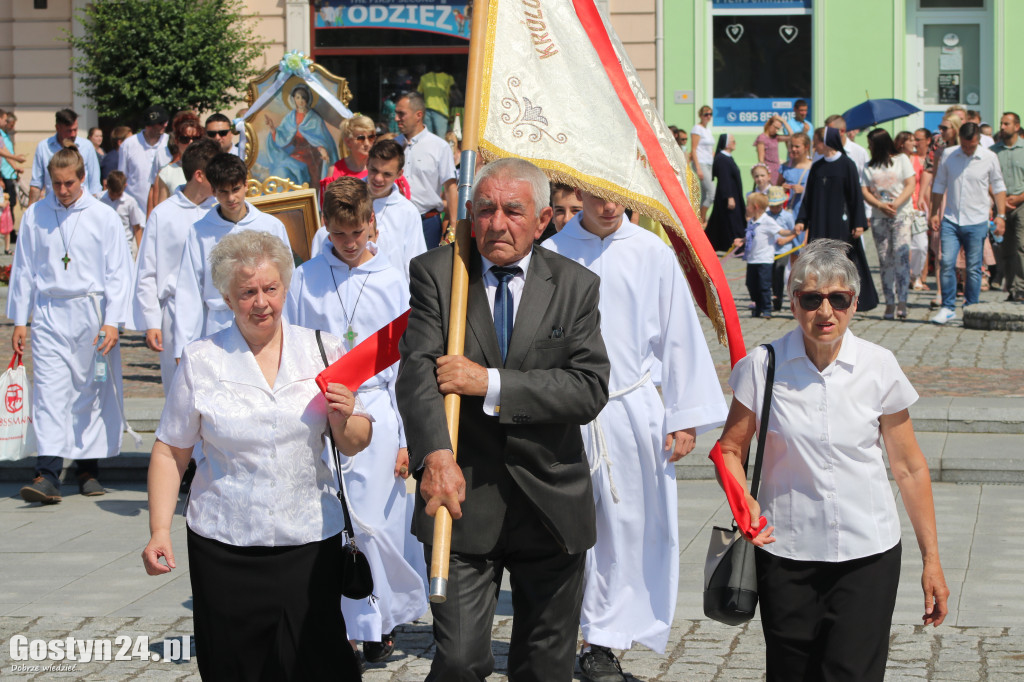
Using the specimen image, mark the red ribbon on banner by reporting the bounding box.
[708,441,767,540]
[315,309,410,393]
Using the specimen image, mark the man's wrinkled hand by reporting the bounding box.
[421,450,466,519]
[436,355,489,397]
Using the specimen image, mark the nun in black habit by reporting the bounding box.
[795,127,879,311]
[705,133,746,252]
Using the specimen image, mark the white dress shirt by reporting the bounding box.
[118,131,171,210]
[933,144,1007,226]
[728,327,919,562]
[480,251,531,415]
[30,135,102,196]
[395,128,456,215]
[156,322,371,547]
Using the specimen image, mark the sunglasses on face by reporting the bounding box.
[702,111,713,117]
[352,134,377,142]
[207,129,231,138]
[178,135,202,143]
[938,125,950,132]
[793,290,856,311]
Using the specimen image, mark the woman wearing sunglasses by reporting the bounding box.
[714,239,949,681]
[321,114,376,191]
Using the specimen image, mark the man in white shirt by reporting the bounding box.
[28,108,102,204]
[394,91,457,248]
[929,122,1007,324]
[118,105,171,211]
[131,137,220,391]
[364,139,427,284]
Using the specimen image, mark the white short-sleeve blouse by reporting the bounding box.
[156,321,371,547]
[728,327,919,562]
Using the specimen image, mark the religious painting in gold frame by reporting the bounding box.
[249,188,322,264]
[242,63,353,190]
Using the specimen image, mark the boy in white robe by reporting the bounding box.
[172,153,291,358]
[543,192,728,681]
[131,138,220,391]
[365,139,427,285]
[284,177,427,663]
[8,146,133,504]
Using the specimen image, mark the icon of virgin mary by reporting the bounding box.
[258,84,339,185]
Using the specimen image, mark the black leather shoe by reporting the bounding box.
[579,645,626,682]
[363,629,395,663]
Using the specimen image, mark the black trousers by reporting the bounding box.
[425,487,586,682]
[34,456,98,488]
[187,528,361,681]
[756,542,902,682]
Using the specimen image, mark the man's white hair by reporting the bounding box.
[472,158,550,219]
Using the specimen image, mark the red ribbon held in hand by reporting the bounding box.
[315,310,410,393]
[708,441,767,540]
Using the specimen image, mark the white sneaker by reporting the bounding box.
[930,307,957,325]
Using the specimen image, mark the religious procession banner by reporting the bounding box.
[476,0,746,365]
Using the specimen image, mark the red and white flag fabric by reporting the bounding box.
[476,0,745,365]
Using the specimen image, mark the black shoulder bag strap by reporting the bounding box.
[747,343,776,499]
[315,330,356,541]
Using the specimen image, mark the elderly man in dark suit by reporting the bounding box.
[397,157,610,681]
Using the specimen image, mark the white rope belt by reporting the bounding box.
[587,370,651,504]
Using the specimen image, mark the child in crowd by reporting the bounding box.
[734,192,792,319]
[99,170,144,258]
[750,163,772,196]
[285,177,427,667]
[766,186,797,311]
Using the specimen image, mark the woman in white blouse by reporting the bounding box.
[142,230,371,680]
[717,239,948,681]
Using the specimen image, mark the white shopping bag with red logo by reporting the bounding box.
[0,353,36,461]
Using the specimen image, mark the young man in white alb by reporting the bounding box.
[9,146,133,503]
[543,191,728,682]
[172,153,291,358]
[131,138,220,391]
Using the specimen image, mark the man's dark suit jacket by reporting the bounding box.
[396,243,610,556]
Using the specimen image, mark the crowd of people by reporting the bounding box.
[679,102,1023,324]
[0,81,965,681]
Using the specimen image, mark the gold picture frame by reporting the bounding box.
[242,62,353,190]
[249,188,322,264]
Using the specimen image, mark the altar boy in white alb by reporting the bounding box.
[365,139,427,285]
[8,147,134,504]
[543,192,728,681]
[131,138,220,391]
[173,153,291,358]
[285,177,427,664]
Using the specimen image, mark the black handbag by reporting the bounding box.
[316,330,375,601]
[703,343,775,626]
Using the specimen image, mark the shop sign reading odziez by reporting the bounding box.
[314,0,472,40]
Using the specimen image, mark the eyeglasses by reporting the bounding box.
[178,135,202,143]
[352,134,377,142]
[206,129,232,138]
[702,111,713,117]
[938,125,950,132]
[793,290,856,311]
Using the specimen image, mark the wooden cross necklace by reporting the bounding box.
[328,263,372,349]
[54,205,83,270]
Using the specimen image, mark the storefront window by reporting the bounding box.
[921,24,980,107]
[711,2,812,128]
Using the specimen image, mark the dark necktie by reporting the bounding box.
[491,266,521,364]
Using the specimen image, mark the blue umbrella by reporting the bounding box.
[842,98,921,131]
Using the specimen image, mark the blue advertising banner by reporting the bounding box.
[713,98,812,128]
[314,1,472,40]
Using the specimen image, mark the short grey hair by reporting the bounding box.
[472,158,550,219]
[789,239,860,298]
[399,91,426,113]
[209,230,294,299]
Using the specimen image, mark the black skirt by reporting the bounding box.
[187,527,362,681]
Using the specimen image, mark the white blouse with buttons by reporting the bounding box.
[729,327,918,563]
[156,321,371,547]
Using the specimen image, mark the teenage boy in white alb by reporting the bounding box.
[29,108,102,204]
[9,147,133,504]
[285,177,427,664]
[173,153,291,358]
[118,105,171,211]
[365,139,428,285]
[543,191,728,682]
[131,138,220,390]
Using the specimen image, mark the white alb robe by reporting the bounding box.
[172,202,291,358]
[130,190,217,390]
[284,241,427,641]
[6,191,134,460]
[543,214,728,653]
